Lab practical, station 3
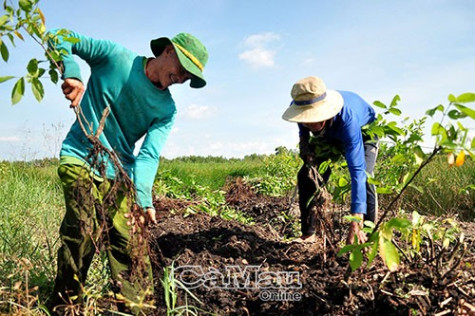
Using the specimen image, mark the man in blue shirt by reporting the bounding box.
[282,76,378,244]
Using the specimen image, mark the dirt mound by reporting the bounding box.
[224,178,300,238]
[147,179,474,315]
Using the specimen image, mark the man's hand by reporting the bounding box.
[299,147,316,164]
[61,78,85,108]
[346,213,367,245]
[145,208,157,225]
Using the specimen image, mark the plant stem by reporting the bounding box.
[373,145,441,233]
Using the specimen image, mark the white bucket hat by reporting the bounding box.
[282,76,344,123]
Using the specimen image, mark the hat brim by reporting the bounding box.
[150,37,206,89]
[282,90,344,123]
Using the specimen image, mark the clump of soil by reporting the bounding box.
[148,178,475,315]
[223,177,299,238]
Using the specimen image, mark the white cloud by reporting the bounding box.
[239,48,276,68]
[239,32,280,68]
[181,104,218,119]
[0,136,20,142]
[243,32,280,47]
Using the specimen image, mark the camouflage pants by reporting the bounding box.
[50,164,152,314]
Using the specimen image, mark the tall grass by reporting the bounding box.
[0,153,472,313]
[400,154,474,220]
[159,155,265,191]
[0,159,63,313]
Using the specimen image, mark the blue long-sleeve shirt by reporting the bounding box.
[299,90,376,214]
[49,29,176,209]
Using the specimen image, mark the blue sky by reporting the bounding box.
[1,0,474,160]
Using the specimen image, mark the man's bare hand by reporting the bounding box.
[145,208,157,225]
[346,214,367,245]
[61,78,85,108]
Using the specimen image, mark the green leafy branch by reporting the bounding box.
[0,0,68,104]
[340,92,474,272]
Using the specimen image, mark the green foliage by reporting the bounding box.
[338,92,474,272]
[247,147,301,197]
[154,157,261,225]
[339,210,461,272]
[0,0,67,104]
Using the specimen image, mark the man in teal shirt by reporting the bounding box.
[48,29,208,314]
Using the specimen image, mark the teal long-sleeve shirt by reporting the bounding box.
[50,29,176,209]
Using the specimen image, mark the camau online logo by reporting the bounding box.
[175,265,302,302]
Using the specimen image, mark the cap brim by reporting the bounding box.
[172,43,206,88]
[150,37,206,89]
[282,90,343,123]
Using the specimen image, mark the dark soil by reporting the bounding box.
[148,179,475,315]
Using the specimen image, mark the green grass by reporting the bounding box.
[159,156,266,190]
[0,153,473,314]
[401,154,475,220]
[0,159,63,312]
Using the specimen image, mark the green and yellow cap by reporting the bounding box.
[151,33,208,88]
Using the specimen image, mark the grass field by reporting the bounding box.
[0,152,473,314]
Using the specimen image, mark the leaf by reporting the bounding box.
[455,151,465,167]
[49,69,59,84]
[448,94,456,102]
[0,40,9,62]
[379,238,400,272]
[457,121,466,131]
[343,215,363,223]
[373,101,387,109]
[425,104,444,117]
[349,248,363,271]
[456,92,475,103]
[367,240,379,267]
[338,244,356,256]
[391,153,406,164]
[414,146,425,165]
[471,138,475,150]
[388,107,402,116]
[31,78,44,102]
[364,220,375,229]
[386,122,405,136]
[0,14,8,27]
[13,30,24,41]
[381,225,393,240]
[448,109,466,119]
[11,77,25,105]
[27,58,38,75]
[37,8,46,25]
[367,176,380,185]
[376,187,393,194]
[338,177,348,187]
[63,37,80,44]
[19,0,33,12]
[431,122,445,136]
[390,95,401,108]
[387,217,412,231]
[38,68,46,78]
[412,211,422,226]
[454,104,475,119]
[0,76,15,83]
